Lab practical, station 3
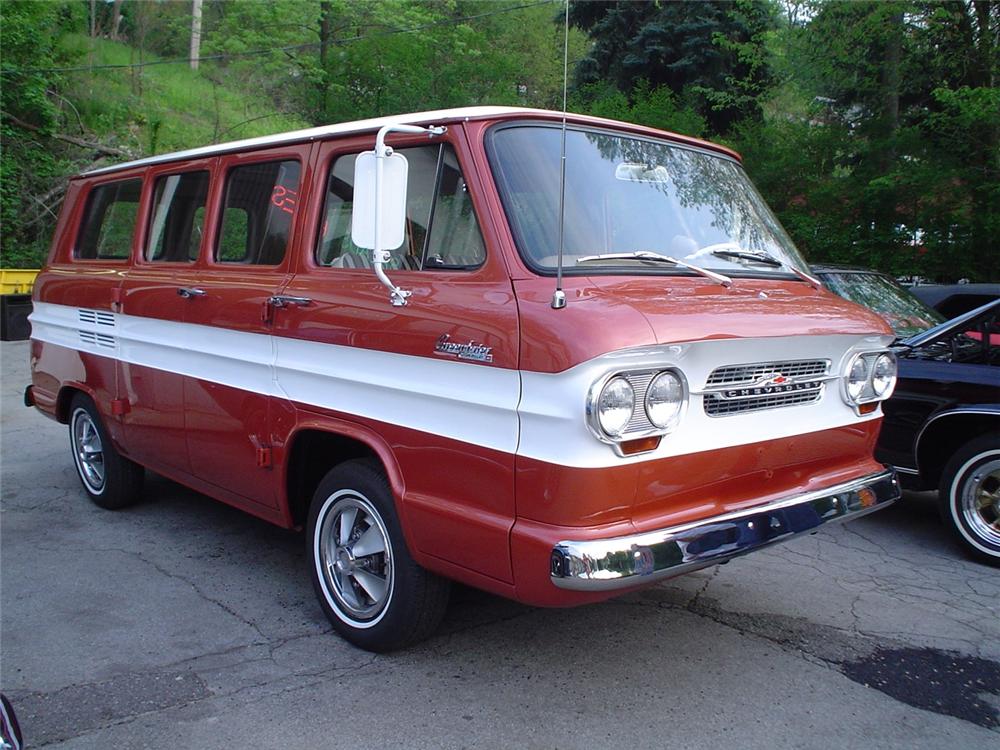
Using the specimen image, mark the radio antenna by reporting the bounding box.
[551,0,570,310]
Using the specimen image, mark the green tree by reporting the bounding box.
[570,0,777,133]
[740,0,1000,280]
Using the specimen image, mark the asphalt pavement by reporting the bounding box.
[1,340,998,749]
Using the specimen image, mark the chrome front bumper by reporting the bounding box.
[550,469,899,591]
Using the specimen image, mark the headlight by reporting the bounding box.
[871,353,896,397]
[645,370,684,429]
[846,357,868,402]
[597,377,634,436]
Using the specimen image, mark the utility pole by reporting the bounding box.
[190,0,203,71]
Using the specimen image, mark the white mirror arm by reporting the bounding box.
[372,123,447,307]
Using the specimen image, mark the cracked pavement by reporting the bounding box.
[2,340,998,749]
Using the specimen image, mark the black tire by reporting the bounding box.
[68,393,144,510]
[938,432,1000,567]
[307,459,450,652]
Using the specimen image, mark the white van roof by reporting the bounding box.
[81,106,553,177]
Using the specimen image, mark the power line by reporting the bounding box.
[1,1,556,77]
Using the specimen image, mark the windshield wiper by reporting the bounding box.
[576,251,733,288]
[710,248,782,267]
[707,246,823,289]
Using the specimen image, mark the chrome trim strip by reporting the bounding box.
[550,469,899,591]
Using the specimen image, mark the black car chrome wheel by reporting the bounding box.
[940,433,1000,566]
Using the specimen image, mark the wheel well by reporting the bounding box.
[285,429,381,529]
[917,413,1000,487]
[55,386,84,424]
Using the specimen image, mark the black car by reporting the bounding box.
[909,282,1000,319]
[816,265,1000,565]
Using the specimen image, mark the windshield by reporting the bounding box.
[818,271,946,338]
[487,125,809,276]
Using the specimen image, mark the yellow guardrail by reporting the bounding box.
[0,269,39,295]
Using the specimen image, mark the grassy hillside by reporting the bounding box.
[59,33,310,157]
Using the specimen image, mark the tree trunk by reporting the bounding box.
[190,0,204,71]
[318,1,333,122]
[111,0,124,40]
[882,7,902,135]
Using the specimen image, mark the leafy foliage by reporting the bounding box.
[0,0,997,281]
[570,0,776,132]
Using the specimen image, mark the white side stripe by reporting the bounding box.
[30,302,521,456]
[29,302,889,469]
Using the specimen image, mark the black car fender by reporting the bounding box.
[913,405,1000,485]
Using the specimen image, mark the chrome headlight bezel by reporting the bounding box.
[644,370,685,430]
[595,376,635,437]
[871,352,897,397]
[587,368,689,451]
[842,350,897,410]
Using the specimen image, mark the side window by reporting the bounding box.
[75,178,142,260]
[315,144,485,270]
[146,171,210,262]
[215,160,300,265]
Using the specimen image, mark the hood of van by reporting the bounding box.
[513,275,893,373]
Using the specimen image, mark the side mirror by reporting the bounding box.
[351,150,409,252]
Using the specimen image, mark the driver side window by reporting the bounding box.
[315,144,485,271]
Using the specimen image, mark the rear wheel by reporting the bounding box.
[69,393,143,510]
[307,459,450,651]
[939,433,1000,566]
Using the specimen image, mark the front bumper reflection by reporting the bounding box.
[550,469,899,591]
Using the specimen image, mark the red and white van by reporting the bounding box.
[26,107,900,651]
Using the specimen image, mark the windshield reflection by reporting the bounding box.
[818,271,946,338]
[487,125,809,275]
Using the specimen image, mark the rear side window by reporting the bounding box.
[316,144,485,271]
[146,171,210,262]
[75,179,142,260]
[216,160,300,265]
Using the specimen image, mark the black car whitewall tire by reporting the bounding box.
[307,460,450,651]
[68,393,143,510]
[939,433,1000,566]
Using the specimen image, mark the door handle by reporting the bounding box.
[268,295,312,308]
[177,287,207,299]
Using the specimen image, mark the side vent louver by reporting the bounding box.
[77,308,117,349]
[78,309,115,327]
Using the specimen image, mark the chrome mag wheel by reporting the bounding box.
[960,456,1000,548]
[316,491,394,625]
[71,407,106,494]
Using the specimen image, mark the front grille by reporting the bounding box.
[704,388,822,416]
[706,359,828,387]
[703,359,830,417]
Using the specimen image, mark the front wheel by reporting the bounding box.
[307,460,450,651]
[939,433,1000,566]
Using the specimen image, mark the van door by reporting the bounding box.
[118,161,214,473]
[273,133,520,583]
[180,145,312,509]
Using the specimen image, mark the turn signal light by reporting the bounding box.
[620,436,661,455]
[858,402,878,415]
